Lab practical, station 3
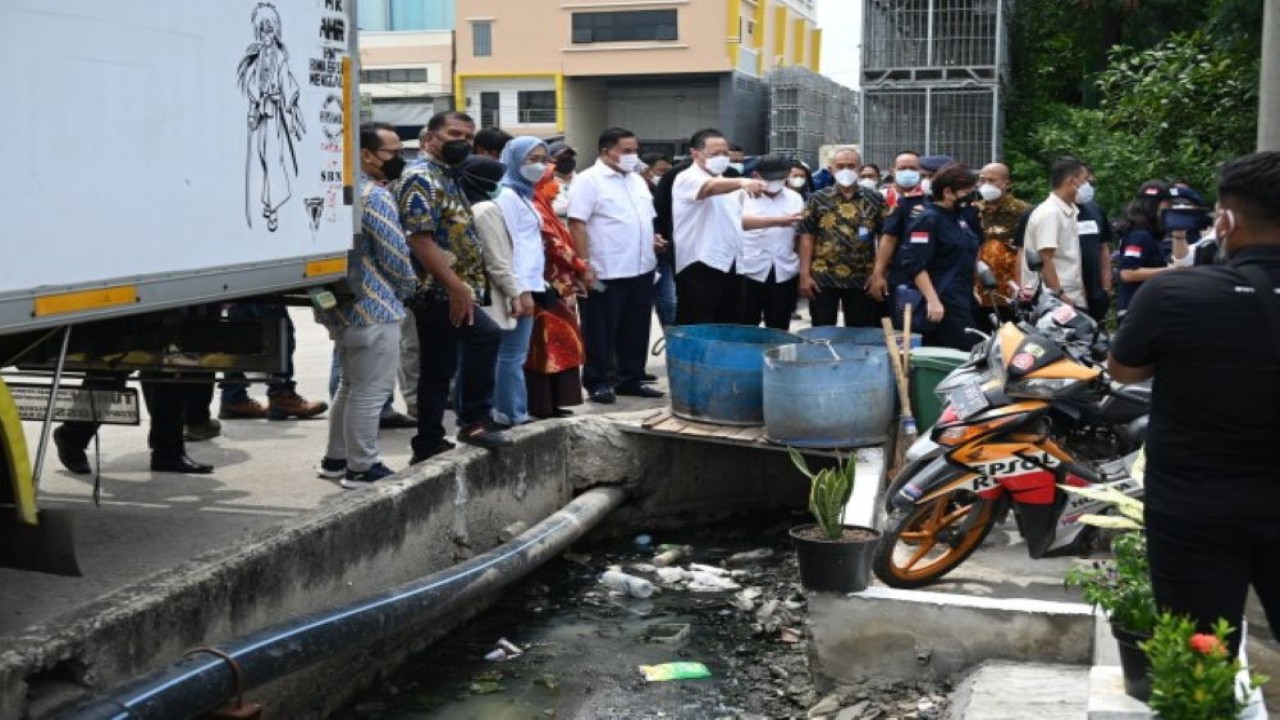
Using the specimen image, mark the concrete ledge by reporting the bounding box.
[2,414,826,718]
[808,586,1095,685]
[949,661,1090,720]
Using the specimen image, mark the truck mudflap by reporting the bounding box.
[0,377,80,576]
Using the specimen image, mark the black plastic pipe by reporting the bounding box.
[62,486,627,720]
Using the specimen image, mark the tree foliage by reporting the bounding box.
[1004,0,1262,215]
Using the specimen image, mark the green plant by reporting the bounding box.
[789,449,855,540]
[1143,614,1268,719]
[1061,486,1159,634]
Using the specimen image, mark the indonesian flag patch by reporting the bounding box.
[910,232,929,244]
[1124,245,1142,258]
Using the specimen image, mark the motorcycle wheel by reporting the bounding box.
[873,488,995,589]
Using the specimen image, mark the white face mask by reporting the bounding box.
[858,178,879,192]
[978,183,1003,202]
[520,163,547,183]
[728,162,745,174]
[787,177,807,189]
[1075,181,1095,205]
[617,153,641,173]
[765,179,785,194]
[834,169,859,188]
[920,178,933,196]
[895,169,920,189]
[705,155,731,175]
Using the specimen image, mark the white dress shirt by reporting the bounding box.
[739,189,804,282]
[567,159,657,280]
[1021,192,1085,307]
[494,189,547,293]
[672,163,746,274]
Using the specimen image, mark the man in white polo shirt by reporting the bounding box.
[1021,156,1092,308]
[568,127,664,404]
[740,155,804,329]
[671,128,766,325]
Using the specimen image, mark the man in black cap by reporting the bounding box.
[740,156,805,329]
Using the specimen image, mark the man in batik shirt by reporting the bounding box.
[798,148,891,327]
[974,162,1031,327]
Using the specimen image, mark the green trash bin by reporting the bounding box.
[909,348,971,429]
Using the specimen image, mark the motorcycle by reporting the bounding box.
[871,252,1150,589]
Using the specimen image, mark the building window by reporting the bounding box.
[360,68,429,83]
[357,0,455,31]
[517,90,557,124]
[473,21,492,56]
[571,10,678,43]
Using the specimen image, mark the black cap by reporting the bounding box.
[1137,180,1171,201]
[547,141,576,159]
[920,155,953,173]
[754,155,791,180]
[1167,185,1207,208]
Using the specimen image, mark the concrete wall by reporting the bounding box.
[2,416,812,719]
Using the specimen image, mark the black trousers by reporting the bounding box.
[60,372,210,461]
[580,271,654,393]
[675,261,743,325]
[1086,293,1112,325]
[412,295,500,454]
[809,286,882,328]
[742,270,798,331]
[1146,509,1280,655]
[923,301,976,351]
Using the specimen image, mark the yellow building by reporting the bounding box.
[454,0,821,156]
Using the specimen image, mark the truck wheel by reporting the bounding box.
[873,489,994,589]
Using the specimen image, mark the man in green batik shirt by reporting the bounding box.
[798,147,891,327]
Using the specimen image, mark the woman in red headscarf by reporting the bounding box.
[525,166,589,417]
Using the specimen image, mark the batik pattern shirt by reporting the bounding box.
[800,186,890,288]
[975,194,1031,306]
[394,156,485,300]
[319,174,417,328]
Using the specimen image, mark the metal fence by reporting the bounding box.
[859,85,1000,169]
[862,0,1009,84]
[767,66,860,167]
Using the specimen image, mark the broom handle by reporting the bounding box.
[901,304,913,402]
[882,317,912,415]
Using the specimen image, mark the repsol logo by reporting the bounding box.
[968,452,1061,490]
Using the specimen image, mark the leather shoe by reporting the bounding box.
[616,385,665,399]
[379,411,417,429]
[642,372,659,383]
[151,454,214,474]
[409,439,455,466]
[588,388,616,404]
[53,427,91,475]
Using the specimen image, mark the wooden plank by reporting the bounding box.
[652,417,686,433]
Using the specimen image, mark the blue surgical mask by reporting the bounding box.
[896,169,921,189]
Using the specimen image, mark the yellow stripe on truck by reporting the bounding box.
[305,257,348,278]
[0,378,36,525]
[342,55,354,205]
[33,285,137,317]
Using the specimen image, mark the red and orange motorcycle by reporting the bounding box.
[873,278,1149,589]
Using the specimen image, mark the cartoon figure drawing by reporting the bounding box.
[238,2,306,232]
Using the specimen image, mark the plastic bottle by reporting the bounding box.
[600,570,656,598]
[652,544,689,567]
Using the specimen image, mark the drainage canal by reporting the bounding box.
[341,511,951,720]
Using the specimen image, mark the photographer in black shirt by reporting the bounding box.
[1109,151,1280,654]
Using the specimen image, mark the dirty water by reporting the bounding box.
[341,512,949,720]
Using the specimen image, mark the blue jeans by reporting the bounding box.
[330,349,396,419]
[492,315,534,425]
[654,251,677,328]
[220,303,296,404]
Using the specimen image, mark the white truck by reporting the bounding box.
[0,0,361,573]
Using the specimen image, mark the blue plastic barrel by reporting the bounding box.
[762,342,895,448]
[665,324,803,426]
[797,325,922,349]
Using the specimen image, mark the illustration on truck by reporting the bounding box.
[238,2,307,232]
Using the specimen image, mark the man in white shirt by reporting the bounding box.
[671,128,767,325]
[1021,156,1092,308]
[740,155,804,329]
[568,127,664,404]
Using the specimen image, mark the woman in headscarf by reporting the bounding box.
[526,165,589,418]
[483,137,550,427]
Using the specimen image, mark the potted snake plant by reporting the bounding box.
[789,448,881,593]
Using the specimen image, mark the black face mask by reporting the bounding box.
[555,156,577,175]
[380,154,406,182]
[440,140,472,166]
